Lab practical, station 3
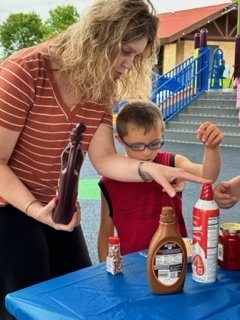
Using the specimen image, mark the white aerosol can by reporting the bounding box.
[192,183,220,283]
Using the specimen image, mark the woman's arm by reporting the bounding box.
[0,126,79,231]
[88,123,210,197]
[0,126,38,211]
[98,192,114,262]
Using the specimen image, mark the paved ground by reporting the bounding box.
[80,141,240,265]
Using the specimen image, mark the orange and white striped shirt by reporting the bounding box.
[0,44,112,204]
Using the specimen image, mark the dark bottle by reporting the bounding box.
[53,123,86,224]
[147,206,187,294]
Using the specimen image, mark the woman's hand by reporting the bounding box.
[27,198,81,231]
[169,181,185,193]
[144,162,211,197]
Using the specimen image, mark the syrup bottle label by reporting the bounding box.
[154,242,184,285]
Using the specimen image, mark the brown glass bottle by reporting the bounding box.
[52,123,86,224]
[147,206,187,294]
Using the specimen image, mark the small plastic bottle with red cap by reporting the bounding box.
[192,183,220,283]
[106,236,123,275]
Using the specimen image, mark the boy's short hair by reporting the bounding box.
[116,100,165,139]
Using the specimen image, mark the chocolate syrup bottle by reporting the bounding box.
[147,206,187,294]
[53,123,86,224]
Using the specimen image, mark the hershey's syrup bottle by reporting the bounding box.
[147,206,187,294]
[53,123,86,224]
[192,183,220,283]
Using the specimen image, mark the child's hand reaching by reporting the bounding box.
[197,122,223,148]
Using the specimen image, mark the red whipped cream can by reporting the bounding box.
[192,183,220,283]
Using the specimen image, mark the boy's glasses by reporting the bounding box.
[121,136,164,151]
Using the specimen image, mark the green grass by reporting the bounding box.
[78,178,100,200]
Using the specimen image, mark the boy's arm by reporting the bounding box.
[175,122,223,181]
[199,147,221,181]
[197,122,223,181]
[98,191,114,262]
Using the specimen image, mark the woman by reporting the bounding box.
[0,1,208,318]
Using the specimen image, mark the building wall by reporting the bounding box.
[163,41,195,73]
[163,43,177,73]
[176,41,184,64]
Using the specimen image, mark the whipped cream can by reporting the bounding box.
[192,183,220,283]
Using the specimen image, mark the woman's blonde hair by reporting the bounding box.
[49,0,159,109]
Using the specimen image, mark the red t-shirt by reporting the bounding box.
[99,152,187,255]
[0,44,112,204]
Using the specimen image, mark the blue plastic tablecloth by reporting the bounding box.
[5,252,240,320]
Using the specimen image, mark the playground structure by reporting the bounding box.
[150,27,236,122]
[115,25,237,121]
[151,29,210,122]
[209,48,225,89]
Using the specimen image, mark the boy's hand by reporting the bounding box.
[197,122,223,148]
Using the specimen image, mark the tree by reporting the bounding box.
[0,12,44,57]
[43,5,80,39]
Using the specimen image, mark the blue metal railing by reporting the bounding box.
[151,47,210,122]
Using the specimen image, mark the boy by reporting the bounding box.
[98,100,223,260]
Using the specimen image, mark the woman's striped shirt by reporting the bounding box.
[0,44,112,204]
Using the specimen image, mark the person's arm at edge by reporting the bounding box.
[227,176,240,198]
[214,176,240,208]
[98,191,114,262]
[233,78,237,89]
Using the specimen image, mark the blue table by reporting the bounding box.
[5,252,240,320]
